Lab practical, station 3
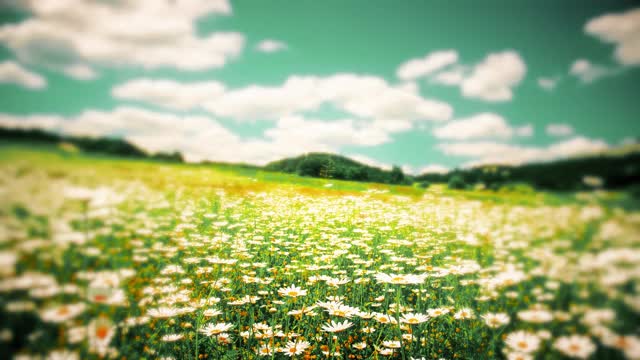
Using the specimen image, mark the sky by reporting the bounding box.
[0,0,639,174]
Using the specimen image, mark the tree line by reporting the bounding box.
[415,151,640,192]
[0,127,184,162]
[3,126,639,193]
[264,153,410,185]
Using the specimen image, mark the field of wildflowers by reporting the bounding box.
[1,146,639,359]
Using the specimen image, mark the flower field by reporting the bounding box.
[1,147,639,359]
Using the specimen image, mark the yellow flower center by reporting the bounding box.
[95,326,110,340]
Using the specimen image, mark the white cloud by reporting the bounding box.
[63,64,97,80]
[585,8,640,66]
[461,50,526,102]
[438,136,608,167]
[325,74,452,122]
[112,79,226,110]
[537,77,558,91]
[0,108,245,162]
[439,141,526,158]
[546,123,574,137]
[431,66,467,86]
[265,115,391,148]
[569,59,618,83]
[256,39,287,53]
[0,113,63,130]
[547,136,608,158]
[0,107,401,165]
[416,164,449,175]
[396,50,458,81]
[345,154,392,171]
[202,76,320,119]
[397,81,419,93]
[0,0,243,74]
[433,113,532,140]
[118,74,453,122]
[0,60,45,89]
[515,124,533,137]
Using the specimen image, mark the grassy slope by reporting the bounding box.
[2,144,639,359]
[2,143,636,210]
[0,144,419,196]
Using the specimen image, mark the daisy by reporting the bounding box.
[147,306,180,319]
[257,344,274,356]
[227,298,248,306]
[361,326,376,334]
[352,341,367,350]
[217,333,232,344]
[203,308,223,317]
[553,335,596,359]
[88,318,115,357]
[161,334,184,342]
[321,320,353,333]
[383,340,402,349]
[454,308,475,320]
[427,308,449,318]
[325,303,360,318]
[517,309,553,323]
[46,349,80,360]
[505,331,541,354]
[505,352,533,360]
[40,303,86,323]
[375,273,426,285]
[400,313,430,324]
[481,312,510,328]
[603,333,640,356]
[288,305,318,317]
[278,285,307,298]
[373,313,397,324]
[282,340,310,356]
[199,322,234,336]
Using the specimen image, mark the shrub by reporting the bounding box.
[417,181,430,189]
[448,175,467,190]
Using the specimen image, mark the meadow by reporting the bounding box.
[0,145,639,359]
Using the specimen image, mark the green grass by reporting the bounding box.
[0,145,638,360]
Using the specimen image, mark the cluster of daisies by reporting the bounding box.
[0,158,639,359]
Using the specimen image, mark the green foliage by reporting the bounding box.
[150,151,184,163]
[417,150,640,192]
[390,165,405,184]
[497,182,536,194]
[447,175,467,190]
[629,184,640,199]
[0,127,182,162]
[296,156,325,177]
[266,153,411,185]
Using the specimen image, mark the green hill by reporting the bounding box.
[416,147,640,191]
[264,152,410,185]
[0,127,183,162]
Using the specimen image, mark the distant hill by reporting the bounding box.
[264,153,410,185]
[0,127,184,162]
[415,146,640,191]
[3,125,638,191]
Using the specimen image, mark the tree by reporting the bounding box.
[319,157,335,178]
[390,165,405,184]
[448,175,467,190]
[296,156,324,177]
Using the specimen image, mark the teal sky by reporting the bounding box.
[0,0,638,173]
